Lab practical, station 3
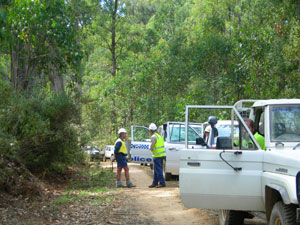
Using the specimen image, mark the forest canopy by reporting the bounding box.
[0,0,300,173]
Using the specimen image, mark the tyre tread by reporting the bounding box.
[270,201,300,225]
[219,210,244,225]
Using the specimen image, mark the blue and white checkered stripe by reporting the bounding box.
[131,143,150,150]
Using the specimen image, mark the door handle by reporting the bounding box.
[168,148,177,151]
[187,162,200,167]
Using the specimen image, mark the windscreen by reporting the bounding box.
[271,105,300,142]
[216,124,239,137]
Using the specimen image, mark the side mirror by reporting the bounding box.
[196,137,207,146]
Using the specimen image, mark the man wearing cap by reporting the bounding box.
[148,123,166,188]
[115,128,136,188]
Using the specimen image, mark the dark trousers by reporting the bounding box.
[152,157,165,185]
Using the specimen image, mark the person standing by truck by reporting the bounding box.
[115,128,136,188]
[148,123,166,188]
[244,118,266,150]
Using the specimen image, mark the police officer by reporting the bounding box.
[115,128,136,188]
[148,123,166,188]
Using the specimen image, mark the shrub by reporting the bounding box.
[0,86,82,173]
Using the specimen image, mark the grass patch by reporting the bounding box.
[69,164,115,190]
[50,194,80,206]
[48,164,116,207]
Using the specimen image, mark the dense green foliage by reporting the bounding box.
[0,0,300,172]
[0,85,81,172]
[82,0,300,146]
[0,0,85,173]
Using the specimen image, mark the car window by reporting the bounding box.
[232,121,258,150]
[133,127,149,142]
[170,124,200,143]
[217,124,239,137]
[270,105,300,142]
[170,124,180,142]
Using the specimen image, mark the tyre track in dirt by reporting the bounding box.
[103,162,266,225]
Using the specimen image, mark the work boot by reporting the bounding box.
[156,184,166,188]
[126,180,136,188]
[116,180,124,188]
[148,184,157,188]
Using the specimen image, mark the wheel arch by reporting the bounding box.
[265,184,292,221]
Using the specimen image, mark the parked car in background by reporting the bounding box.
[130,121,203,180]
[83,146,104,161]
[104,145,115,161]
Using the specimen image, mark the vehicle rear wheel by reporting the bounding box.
[218,210,245,225]
[269,201,299,225]
[165,172,172,181]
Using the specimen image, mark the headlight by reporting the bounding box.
[297,171,300,205]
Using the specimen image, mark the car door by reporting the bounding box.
[165,122,202,175]
[180,105,265,211]
[130,126,152,163]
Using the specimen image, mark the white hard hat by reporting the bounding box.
[149,123,157,131]
[118,128,127,134]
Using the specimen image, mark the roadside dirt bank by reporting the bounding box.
[104,162,267,225]
[0,161,267,225]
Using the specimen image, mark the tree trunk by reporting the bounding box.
[10,41,29,90]
[110,0,118,134]
[298,0,300,77]
[10,38,38,91]
[111,0,118,78]
[48,67,64,94]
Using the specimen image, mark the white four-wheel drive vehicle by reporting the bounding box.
[180,99,300,225]
[130,122,203,180]
[103,145,114,161]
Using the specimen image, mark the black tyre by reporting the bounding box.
[218,210,245,225]
[269,201,300,225]
[150,163,153,170]
[165,172,172,181]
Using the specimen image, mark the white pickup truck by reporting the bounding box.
[130,122,203,180]
[180,99,300,225]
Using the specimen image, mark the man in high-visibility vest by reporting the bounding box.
[148,123,166,188]
[115,128,136,188]
[244,118,266,150]
[234,118,266,150]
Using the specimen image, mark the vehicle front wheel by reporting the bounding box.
[218,210,245,225]
[269,201,300,225]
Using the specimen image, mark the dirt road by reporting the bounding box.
[103,162,267,225]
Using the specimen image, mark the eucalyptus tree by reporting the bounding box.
[81,0,157,145]
[225,0,300,100]
[3,0,83,92]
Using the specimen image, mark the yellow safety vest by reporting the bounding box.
[152,133,166,158]
[234,134,254,149]
[115,138,128,155]
[234,133,266,150]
